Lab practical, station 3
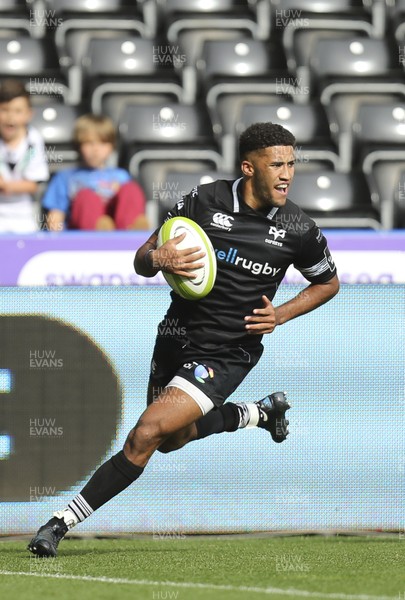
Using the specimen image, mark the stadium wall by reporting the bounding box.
[0,231,405,286]
[0,283,403,534]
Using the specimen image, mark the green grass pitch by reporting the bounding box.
[0,536,403,600]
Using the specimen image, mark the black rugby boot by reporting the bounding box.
[255,391,290,443]
[28,517,68,557]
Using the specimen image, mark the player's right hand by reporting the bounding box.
[152,232,206,279]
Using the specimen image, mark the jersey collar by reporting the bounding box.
[233,177,280,220]
[232,178,242,213]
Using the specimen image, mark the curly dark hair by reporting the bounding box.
[239,122,296,160]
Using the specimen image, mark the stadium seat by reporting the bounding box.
[160,0,270,48]
[288,170,380,229]
[47,0,156,37]
[236,101,340,170]
[0,0,34,39]
[118,102,223,178]
[394,170,405,228]
[82,37,185,120]
[154,168,237,223]
[369,162,405,230]
[327,92,405,172]
[158,0,259,17]
[196,38,290,169]
[353,102,405,166]
[139,160,227,228]
[352,102,405,228]
[277,0,380,79]
[311,37,404,99]
[157,0,270,93]
[46,0,138,12]
[0,37,69,100]
[308,36,405,168]
[30,102,85,170]
[0,0,27,9]
[119,102,223,226]
[51,0,154,104]
[390,0,405,41]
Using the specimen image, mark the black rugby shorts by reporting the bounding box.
[148,335,264,413]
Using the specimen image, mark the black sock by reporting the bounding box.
[195,403,240,439]
[78,450,144,512]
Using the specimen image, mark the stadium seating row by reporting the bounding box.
[29,98,405,230]
[1,0,404,229]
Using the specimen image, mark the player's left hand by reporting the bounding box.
[244,295,277,335]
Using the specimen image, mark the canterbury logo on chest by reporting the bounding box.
[210,212,234,231]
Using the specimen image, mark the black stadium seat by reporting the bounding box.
[352,102,405,228]
[155,169,237,222]
[118,101,223,227]
[0,36,69,100]
[237,101,340,170]
[139,160,227,228]
[311,36,404,99]
[277,0,379,78]
[0,0,33,37]
[118,102,223,177]
[51,0,153,104]
[0,0,26,9]
[307,36,405,169]
[46,0,132,12]
[162,0,270,46]
[369,162,405,231]
[82,36,185,119]
[353,102,405,169]
[288,170,380,229]
[394,170,405,227]
[30,102,84,169]
[197,38,289,170]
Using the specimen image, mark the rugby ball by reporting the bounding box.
[157,217,217,300]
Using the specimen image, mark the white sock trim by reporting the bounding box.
[245,403,260,428]
[53,508,78,530]
[67,494,94,525]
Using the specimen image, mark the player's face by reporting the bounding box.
[243,146,295,209]
[80,136,114,169]
[0,96,32,143]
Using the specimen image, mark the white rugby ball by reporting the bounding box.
[157,216,217,300]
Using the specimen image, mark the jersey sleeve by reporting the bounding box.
[154,185,200,233]
[293,224,337,284]
[41,172,70,213]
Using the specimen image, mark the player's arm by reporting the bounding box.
[275,275,339,325]
[134,187,206,278]
[134,231,206,278]
[245,275,339,334]
[245,224,339,334]
[275,224,340,326]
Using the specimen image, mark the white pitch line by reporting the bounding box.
[0,570,396,600]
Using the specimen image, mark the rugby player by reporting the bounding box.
[28,122,339,557]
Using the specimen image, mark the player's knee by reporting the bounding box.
[126,419,165,453]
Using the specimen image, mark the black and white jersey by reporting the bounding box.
[160,178,337,347]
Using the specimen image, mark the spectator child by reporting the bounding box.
[0,79,49,233]
[43,114,148,231]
